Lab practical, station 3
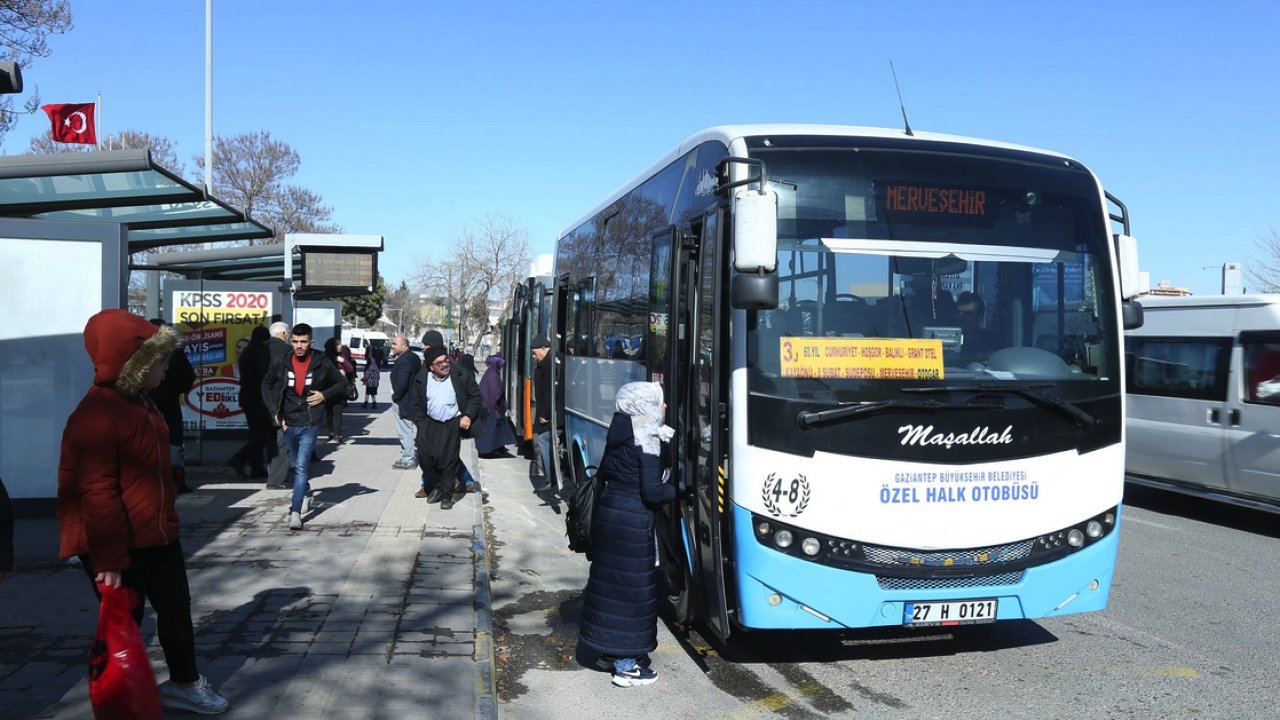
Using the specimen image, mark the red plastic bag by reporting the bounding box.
[88,584,162,720]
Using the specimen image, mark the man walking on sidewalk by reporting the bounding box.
[262,323,347,529]
[227,325,272,479]
[419,330,478,492]
[407,346,482,510]
[264,321,292,488]
[389,333,420,470]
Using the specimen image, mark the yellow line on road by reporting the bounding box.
[714,681,823,720]
[1152,667,1199,678]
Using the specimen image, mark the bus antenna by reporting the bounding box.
[890,61,914,137]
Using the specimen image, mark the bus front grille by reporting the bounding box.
[877,571,1023,591]
[862,539,1036,567]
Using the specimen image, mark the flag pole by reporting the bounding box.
[96,91,102,150]
[204,0,213,195]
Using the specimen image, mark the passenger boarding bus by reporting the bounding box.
[499,274,552,448]
[550,125,1144,638]
[1125,294,1280,511]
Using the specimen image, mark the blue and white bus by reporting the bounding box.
[550,125,1143,639]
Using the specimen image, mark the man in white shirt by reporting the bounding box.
[406,346,482,510]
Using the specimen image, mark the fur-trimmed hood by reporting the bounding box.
[83,310,181,395]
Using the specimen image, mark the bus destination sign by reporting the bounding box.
[882,184,988,217]
[302,250,376,290]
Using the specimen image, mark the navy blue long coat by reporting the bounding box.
[578,412,676,657]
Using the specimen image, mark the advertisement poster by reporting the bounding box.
[168,287,274,434]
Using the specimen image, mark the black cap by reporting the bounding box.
[531,334,550,349]
[422,330,445,348]
[423,346,448,366]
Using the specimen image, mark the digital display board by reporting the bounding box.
[301,249,377,290]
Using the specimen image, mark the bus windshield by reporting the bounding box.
[746,143,1120,403]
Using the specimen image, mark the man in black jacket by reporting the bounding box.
[264,321,292,488]
[262,323,347,529]
[419,331,477,492]
[389,334,421,469]
[148,319,197,493]
[406,346,482,510]
[531,334,555,487]
[227,325,273,478]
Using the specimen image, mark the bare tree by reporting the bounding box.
[29,127,196,307]
[29,128,183,170]
[193,131,340,243]
[383,280,423,336]
[411,214,532,349]
[1247,230,1280,293]
[0,0,73,149]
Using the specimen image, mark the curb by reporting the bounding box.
[471,442,498,720]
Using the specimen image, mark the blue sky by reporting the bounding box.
[8,0,1280,295]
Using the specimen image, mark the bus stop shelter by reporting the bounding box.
[0,149,272,516]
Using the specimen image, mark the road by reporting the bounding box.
[479,449,1280,720]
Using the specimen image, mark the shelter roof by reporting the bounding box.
[0,148,273,252]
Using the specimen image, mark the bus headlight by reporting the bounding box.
[1085,520,1103,539]
[756,521,772,537]
[1067,529,1085,547]
[801,537,821,556]
[774,530,794,549]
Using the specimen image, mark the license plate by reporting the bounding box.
[903,598,998,626]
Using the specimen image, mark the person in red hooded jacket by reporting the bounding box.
[57,309,230,715]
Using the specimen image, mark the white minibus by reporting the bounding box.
[341,328,390,369]
[1125,294,1280,510]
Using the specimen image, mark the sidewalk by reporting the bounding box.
[0,405,497,720]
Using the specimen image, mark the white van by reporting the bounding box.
[1125,294,1280,510]
[341,329,390,369]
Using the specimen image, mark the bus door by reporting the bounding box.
[688,210,731,639]
[648,225,699,623]
[648,215,732,638]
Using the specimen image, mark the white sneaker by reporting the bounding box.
[160,674,230,714]
[304,493,314,513]
[611,665,657,687]
[288,511,303,530]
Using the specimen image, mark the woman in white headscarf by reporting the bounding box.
[577,381,676,688]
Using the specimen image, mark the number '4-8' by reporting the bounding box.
[772,479,800,504]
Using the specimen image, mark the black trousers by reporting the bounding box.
[325,398,347,438]
[267,427,290,486]
[80,540,199,684]
[415,415,461,494]
[232,406,272,472]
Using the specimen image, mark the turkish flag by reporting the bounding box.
[41,102,97,145]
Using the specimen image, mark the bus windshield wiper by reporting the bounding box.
[797,398,1003,430]
[901,383,1096,427]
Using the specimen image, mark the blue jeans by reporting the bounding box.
[391,403,416,463]
[283,424,321,513]
[613,657,637,673]
[536,431,554,482]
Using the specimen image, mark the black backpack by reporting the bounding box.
[565,465,601,555]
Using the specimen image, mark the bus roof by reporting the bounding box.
[1136,293,1280,310]
[555,124,1078,242]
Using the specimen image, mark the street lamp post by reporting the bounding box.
[385,307,404,332]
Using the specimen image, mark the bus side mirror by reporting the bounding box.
[1115,233,1140,301]
[1122,300,1144,330]
[732,188,779,310]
